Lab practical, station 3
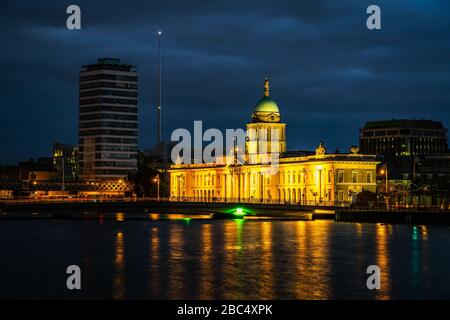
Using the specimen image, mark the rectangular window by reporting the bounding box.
[352,171,358,183]
[338,171,344,183]
[366,173,372,184]
[338,190,344,201]
[328,171,332,183]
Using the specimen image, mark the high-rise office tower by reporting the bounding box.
[79,58,138,181]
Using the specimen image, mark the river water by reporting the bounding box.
[1,217,449,299]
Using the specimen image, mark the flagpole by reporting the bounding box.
[157,30,162,144]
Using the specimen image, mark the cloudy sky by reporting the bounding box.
[1,0,450,164]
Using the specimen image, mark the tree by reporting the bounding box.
[355,190,377,208]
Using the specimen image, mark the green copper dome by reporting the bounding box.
[251,78,281,123]
[254,96,280,113]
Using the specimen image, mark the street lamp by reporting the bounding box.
[380,165,389,208]
[316,166,323,203]
[153,175,160,201]
[61,151,65,194]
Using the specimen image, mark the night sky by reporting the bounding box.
[1,0,450,164]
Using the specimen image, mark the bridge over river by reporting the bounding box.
[0,199,338,220]
[1,199,449,224]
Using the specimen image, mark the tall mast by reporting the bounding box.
[157,31,162,144]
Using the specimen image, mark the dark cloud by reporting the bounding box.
[1,0,450,164]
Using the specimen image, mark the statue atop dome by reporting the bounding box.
[251,77,281,123]
[316,141,327,157]
[264,77,270,97]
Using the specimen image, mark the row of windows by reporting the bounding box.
[80,74,137,83]
[94,145,137,152]
[362,129,446,138]
[93,161,137,168]
[79,113,138,121]
[278,170,372,184]
[337,171,372,184]
[185,170,373,188]
[95,153,137,160]
[247,128,286,140]
[193,174,216,186]
[79,90,138,98]
[79,121,138,129]
[93,169,135,175]
[80,105,137,114]
[79,137,137,145]
[361,137,448,155]
[80,81,138,90]
[79,97,137,106]
[79,129,138,137]
[184,187,353,203]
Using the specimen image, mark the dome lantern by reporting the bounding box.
[252,77,280,123]
[264,77,270,97]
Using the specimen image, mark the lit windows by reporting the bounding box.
[338,171,344,183]
[352,171,358,183]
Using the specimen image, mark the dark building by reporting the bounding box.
[359,120,450,207]
[78,58,138,181]
[0,157,55,181]
[360,119,448,156]
[53,143,79,181]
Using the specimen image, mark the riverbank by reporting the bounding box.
[336,210,450,226]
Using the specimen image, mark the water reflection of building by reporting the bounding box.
[169,79,378,205]
[375,224,391,300]
[199,224,213,299]
[113,231,125,299]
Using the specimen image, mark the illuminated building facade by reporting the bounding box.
[169,80,379,205]
[79,58,138,181]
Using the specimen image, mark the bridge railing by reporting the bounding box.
[1,196,449,212]
[166,196,350,207]
[0,196,346,207]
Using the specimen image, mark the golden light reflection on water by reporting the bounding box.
[221,221,240,299]
[168,224,184,298]
[308,221,331,299]
[356,223,363,237]
[375,224,391,300]
[149,227,160,296]
[199,223,213,299]
[106,219,437,299]
[113,231,125,299]
[259,222,274,299]
[294,221,307,298]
